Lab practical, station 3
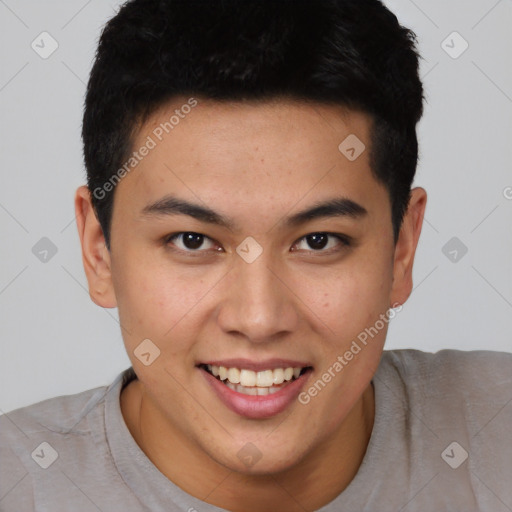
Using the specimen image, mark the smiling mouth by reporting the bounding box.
[198,363,313,396]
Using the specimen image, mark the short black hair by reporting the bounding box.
[82,0,424,249]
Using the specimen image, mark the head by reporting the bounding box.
[76,0,426,477]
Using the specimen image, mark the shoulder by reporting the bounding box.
[0,368,136,441]
[378,348,512,448]
[380,348,512,397]
[0,369,140,510]
[0,377,121,508]
[374,349,512,506]
[0,383,110,441]
[0,382,111,476]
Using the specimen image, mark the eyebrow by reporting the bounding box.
[140,194,368,231]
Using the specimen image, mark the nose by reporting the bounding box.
[216,253,299,344]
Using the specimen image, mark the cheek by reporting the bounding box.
[313,256,393,339]
[112,253,217,348]
[111,253,178,337]
[322,251,392,393]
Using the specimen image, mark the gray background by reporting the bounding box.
[0,0,511,413]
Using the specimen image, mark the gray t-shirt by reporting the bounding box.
[1,349,511,511]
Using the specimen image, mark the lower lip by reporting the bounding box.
[199,367,312,419]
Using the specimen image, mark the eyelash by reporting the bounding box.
[163,232,352,257]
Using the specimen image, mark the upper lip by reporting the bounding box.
[198,358,313,372]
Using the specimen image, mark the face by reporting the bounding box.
[77,97,425,476]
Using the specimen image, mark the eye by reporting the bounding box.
[291,232,351,254]
[164,231,351,256]
[165,232,220,253]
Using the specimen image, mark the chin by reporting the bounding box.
[207,436,309,476]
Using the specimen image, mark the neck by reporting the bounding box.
[121,379,374,512]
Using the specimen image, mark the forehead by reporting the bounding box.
[139,97,372,163]
[113,97,388,228]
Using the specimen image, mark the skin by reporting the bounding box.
[75,97,426,511]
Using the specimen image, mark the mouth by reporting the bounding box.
[198,363,313,396]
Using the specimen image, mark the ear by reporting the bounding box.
[390,187,427,307]
[74,186,117,308]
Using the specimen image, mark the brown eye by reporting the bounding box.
[305,233,329,250]
[292,233,351,253]
[165,232,218,252]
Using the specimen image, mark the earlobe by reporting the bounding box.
[390,187,427,307]
[74,186,117,308]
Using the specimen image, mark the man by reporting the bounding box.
[1,0,510,510]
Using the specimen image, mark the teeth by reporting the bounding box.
[273,368,284,385]
[234,382,287,396]
[240,369,256,387]
[206,364,306,389]
[283,368,294,381]
[256,370,273,387]
[227,367,240,384]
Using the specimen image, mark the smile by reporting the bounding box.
[198,362,314,419]
[200,364,312,396]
